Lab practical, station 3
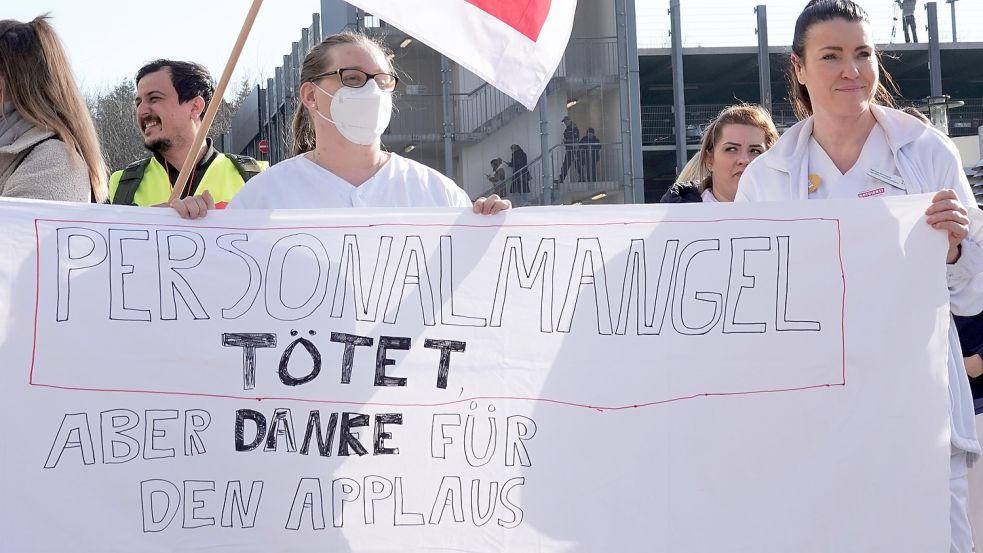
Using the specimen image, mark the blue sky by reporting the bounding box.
[8,0,322,95]
[634,0,981,49]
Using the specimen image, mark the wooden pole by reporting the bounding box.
[168,0,265,203]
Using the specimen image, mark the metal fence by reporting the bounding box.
[949,98,983,137]
[556,37,620,82]
[641,99,983,145]
[228,27,625,164]
[479,142,625,207]
[636,1,983,49]
[641,104,788,146]
[386,94,443,139]
[437,37,621,143]
[453,82,526,140]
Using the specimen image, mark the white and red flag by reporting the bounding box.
[345,0,578,110]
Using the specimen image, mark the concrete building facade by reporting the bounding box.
[222,1,983,204]
[223,0,644,207]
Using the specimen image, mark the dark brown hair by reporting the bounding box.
[0,16,108,201]
[698,103,779,191]
[291,32,393,156]
[789,0,898,119]
[136,59,214,120]
[901,105,931,125]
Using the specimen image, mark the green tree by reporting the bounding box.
[87,79,143,173]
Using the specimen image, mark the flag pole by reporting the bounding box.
[168,0,265,203]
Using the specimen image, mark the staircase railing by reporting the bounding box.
[476,151,546,206]
[475,141,624,206]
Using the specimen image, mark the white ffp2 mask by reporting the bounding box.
[311,81,392,145]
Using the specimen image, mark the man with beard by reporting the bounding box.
[108,60,265,207]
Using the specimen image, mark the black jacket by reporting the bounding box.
[953,313,983,414]
[563,123,580,145]
[507,148,527,171]
[659,181,703,203]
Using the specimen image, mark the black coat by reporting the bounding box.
[659,181,703,203]
[508,148,527,171]
[953,313,983,414]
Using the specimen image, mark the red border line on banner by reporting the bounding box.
[25,383,844,412]
[29,215,847,411]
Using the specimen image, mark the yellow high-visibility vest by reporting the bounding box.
[109,154,267,207]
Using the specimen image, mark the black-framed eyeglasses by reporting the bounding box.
[312,68,399,91]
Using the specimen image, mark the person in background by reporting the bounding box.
[556,115,581,184]
[897,0,918,43]
[171,32,508,217]
[579,127,602,181]
[736,2,979,550]
[486,157,506,195]
[108,59,266,207]
[506,144,530,194]
[661,104,777,204]
[0,16,107,202]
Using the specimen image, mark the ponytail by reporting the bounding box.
[291,104,316,156]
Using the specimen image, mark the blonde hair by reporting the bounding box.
[291,32,393,156]
[697,103,778,192]
[0,16,108,202]
[676,151,703,184]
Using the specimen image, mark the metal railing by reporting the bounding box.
[454,37,621,142]
[642,99,983,145]
[388,37,621,148]
[636,2,983,49]
[383,82,525,144]
[477,152,546,206]
[641,102,799,145]
[386,94,444,138]
[549,141,623,202]
[227,24,625,165]
[948,98,983,137]
[477,142,624,207]
[454,82,527,139]
[555,37,620,82]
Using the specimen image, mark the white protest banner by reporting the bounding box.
[0,196,951,552]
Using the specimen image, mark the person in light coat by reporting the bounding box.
[0,16,107,202]
[736,2,980,551]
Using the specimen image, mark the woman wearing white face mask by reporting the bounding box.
[171,32,509,217]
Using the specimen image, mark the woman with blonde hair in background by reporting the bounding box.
[0,16,107,202]
[660,103,778,204]
[172,31,508,218]
[674,150,704,187]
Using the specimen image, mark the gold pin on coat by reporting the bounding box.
[808,174,821,194]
